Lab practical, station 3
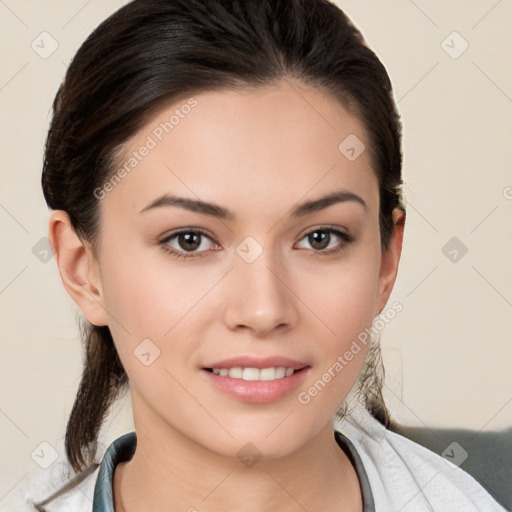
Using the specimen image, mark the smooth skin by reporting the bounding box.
[49,79,405,512]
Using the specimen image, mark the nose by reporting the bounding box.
[222,247,299,337]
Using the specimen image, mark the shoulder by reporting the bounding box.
[335,401,508,512]
[0,451,99,512]
[1,429,138,512]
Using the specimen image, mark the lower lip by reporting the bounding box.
[201,367,310,403]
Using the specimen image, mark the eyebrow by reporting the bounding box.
[138,189,367,219]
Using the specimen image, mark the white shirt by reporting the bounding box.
[1,400,507,511]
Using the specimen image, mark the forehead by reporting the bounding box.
[101,80,378,221]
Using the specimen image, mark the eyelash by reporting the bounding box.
[159,226,355,261]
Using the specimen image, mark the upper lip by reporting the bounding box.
[204,355,309,370]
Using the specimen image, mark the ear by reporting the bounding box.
[48,210,110,326]
[375,207,406,316]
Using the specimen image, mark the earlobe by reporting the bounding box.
[48,210,109,327]
[376,208,406,315]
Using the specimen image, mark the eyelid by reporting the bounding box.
[159,224,354,261]
[159,227,217,244]
[297,224,353,241]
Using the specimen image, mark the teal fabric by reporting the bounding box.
[335,430,376,511]
[92,430,375,511]
[92,432,137,511]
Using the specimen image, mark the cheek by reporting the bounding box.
[292,266,380,419]
[297,248,381,340]
[99,248,217,366]
[101,244,197,326]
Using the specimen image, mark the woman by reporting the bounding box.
[3,0,506,510]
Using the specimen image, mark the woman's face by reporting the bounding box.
[85,80,398,459]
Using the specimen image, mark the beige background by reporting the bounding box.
[1,0,511,496]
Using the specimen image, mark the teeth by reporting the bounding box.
[275,367,286,379]
[211,366,297,381]
[229,367,243,379]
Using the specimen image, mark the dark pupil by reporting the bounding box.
[179,232,201,251]
[309,230,330,250]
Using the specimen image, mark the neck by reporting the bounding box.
[113,396,362,512]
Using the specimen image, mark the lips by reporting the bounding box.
[200,355,311,402]
[201,364,310,403]
[203,355,309,371]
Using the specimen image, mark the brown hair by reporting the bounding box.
[42,0,405,474]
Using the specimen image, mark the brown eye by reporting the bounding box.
[177,232,202,251]
[308,230,331,250]
[159,229,220,260]
[296,227,355,255]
